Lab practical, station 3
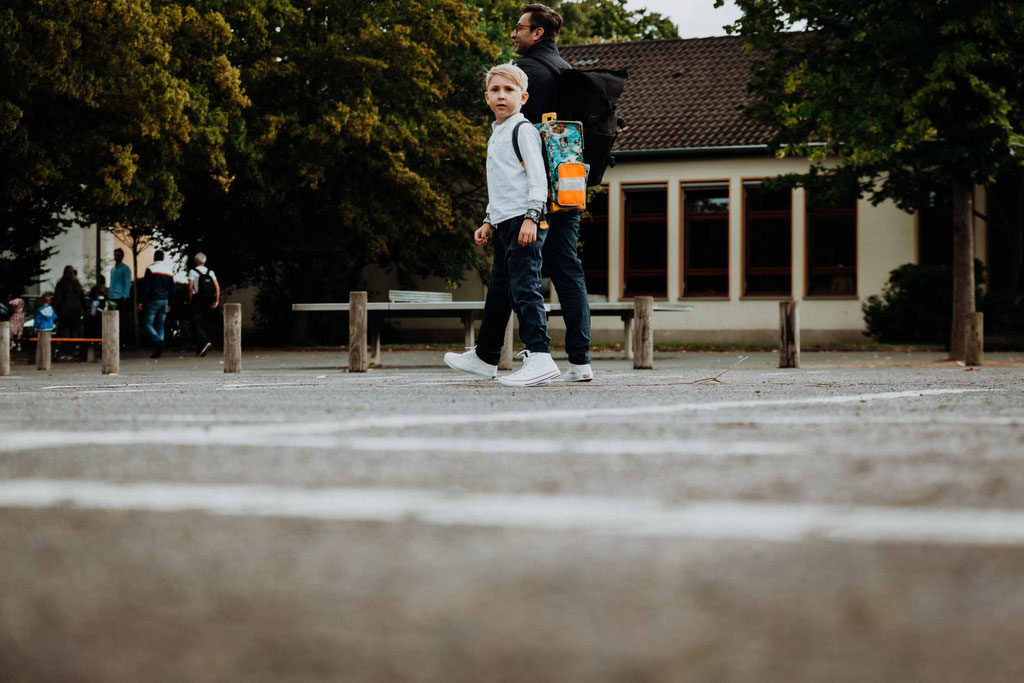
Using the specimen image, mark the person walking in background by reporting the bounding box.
[187,252,220,357]
[6,298,26,351]
[139,250,174,359]
[53,265,87,359]
[108,247,133,342]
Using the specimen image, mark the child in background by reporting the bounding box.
[444,63,559,387]
[34,292,57,332]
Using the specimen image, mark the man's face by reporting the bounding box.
[485,74,528,123]
[114,251,123,263]
[510,13,542,55]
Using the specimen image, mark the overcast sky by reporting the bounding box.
[627,0,743,39]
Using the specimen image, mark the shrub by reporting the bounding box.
[863,261,985,345]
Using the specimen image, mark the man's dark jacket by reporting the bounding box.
[515,41,570,124]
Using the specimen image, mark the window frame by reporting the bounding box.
[579,183,610,300]
[804,191,859,299]
[681,180,731,299]
[620,181,669,299]
[741,179,793,298]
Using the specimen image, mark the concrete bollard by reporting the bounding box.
[1,321,9,376]
[349,291,368,373]
[102,310,120,375]
[223,303,242,373]
[633,296,654,369]
[499,317,514,371]
[36,329,51,371]
[779,300,800,368]
[965,312,983,367]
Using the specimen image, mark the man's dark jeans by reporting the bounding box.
[476,210,590,366]
[476,215,550,363]
[192,302,213,353]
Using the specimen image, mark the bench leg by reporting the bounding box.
[86,345,96,363]
[371,322,381,366]
[623,317,633,360]
[464,313,475,348]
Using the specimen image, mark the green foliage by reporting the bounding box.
[863,261,985,344]
[724,0,1024,208]
[0,0,246,294]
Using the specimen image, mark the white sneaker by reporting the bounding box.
[562,363,594,382]
[444,347,497,379]
[497,351,560,387]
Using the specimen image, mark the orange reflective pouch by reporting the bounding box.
[556,162,587,208]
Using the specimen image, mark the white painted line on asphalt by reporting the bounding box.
[0,388,994,451]
[4,479,1024,547]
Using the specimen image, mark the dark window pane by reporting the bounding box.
[688,219,729,269]
[684,275,729,296]
[747,218,791,268]
[685,189,729,214]
[746,274,791,294]
[809,215,856,268]
[627,190,666,215]
[745,185,791,212]
[809,273,855,296]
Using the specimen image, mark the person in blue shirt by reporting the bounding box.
[108,248,133,342]
[34,293,57,331]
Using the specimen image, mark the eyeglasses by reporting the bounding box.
[513,23,535,32]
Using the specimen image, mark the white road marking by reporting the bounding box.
[3,478,1024,547]
[0,388,994,451]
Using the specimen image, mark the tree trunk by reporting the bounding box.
[949,178,976,360]
[131,246,140,346]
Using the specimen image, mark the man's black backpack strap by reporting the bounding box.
[511,120,528,167]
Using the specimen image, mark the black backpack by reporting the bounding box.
[525,53,628,186]
[195,267,217,303]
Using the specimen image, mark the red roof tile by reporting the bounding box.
[559,36,772,153]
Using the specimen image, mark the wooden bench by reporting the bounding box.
[292,293,693,365]
[29,336,102,362]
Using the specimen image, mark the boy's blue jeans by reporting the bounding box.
[476,210,590,366]
[476,215,551,361]
[142,299,168,343]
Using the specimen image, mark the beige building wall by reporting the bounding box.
[362,155,983,345]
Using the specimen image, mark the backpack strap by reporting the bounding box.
[518,52,566,77]
[511,120,528,167]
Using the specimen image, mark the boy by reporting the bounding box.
[445,63,559,387]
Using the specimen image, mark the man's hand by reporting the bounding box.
[211,301,219,310]
[165,305,170,313]
[518,219,538,246]
[474,223,493,246]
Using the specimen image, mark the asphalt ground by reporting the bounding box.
[2,348,1024,682]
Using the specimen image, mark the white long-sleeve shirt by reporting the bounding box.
[484,113,547,225]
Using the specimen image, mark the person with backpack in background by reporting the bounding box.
[140,250,175,359]
[446,4,597,383]
[187,252,220,357]
[53,265,87,360]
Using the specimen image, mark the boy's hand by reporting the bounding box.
[474,223,493,246]
[519,219,538,246]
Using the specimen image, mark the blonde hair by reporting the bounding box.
[484,63,529,92]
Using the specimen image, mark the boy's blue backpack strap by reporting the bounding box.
[511,120,528,167]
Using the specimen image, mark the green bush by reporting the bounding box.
[863,261,985,345]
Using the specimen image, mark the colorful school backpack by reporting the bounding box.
[512,114,589,213]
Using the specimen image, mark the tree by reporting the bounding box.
[0,0,246,295]
[725,0,1024,358]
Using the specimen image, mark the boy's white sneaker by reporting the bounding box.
[497,351,560,387]
[562,363,594,382]
[443,348,497,379]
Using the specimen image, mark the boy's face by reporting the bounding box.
[485,74,528,123]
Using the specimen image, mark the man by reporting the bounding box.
[108,248,133,342]
[187,252,220,357]
[446,3,594,382]
[139,250,174,358]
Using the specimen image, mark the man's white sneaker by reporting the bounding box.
[497,351,560,387]
[562,363,594,382]
[444,348,497,379]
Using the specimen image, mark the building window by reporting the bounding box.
[743,182,792,296]
[918,191,952,266]
[623,185,667,297]
[579,186,609,298]
[806,191,857,296]
[682,184,729,296]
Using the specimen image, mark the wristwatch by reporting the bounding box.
[524,208,542,224]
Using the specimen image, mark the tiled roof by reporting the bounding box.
[558,36,773,153]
